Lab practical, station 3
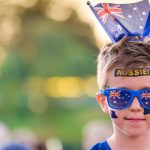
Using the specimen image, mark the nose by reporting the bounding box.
[128,97,143,112]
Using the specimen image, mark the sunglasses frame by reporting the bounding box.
[100,88,150,110]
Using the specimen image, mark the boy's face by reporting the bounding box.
[97,65,150,137]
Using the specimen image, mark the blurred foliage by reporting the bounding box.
[0,0,110,149]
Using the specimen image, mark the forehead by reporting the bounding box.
[107,66,150,90]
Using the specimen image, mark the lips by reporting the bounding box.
[124,117,145,123]
[125,118,145,120]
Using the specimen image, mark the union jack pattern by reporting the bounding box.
[141,92,150,100]
[95,3,124,24]
[109,90,121,99]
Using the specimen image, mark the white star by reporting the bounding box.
[142,12,146,15]
[114,31,120,38]
[125,101,128,104]
[139,26,143,29]
[145,102,149,105]
[113,101,117,103]
[116,24,122,31]
[128,15,132,18]
[133,7,138,10]
[140,18,143,21]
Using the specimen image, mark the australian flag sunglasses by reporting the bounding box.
[100,88,150,110]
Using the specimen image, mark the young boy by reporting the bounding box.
[90,37,150,150]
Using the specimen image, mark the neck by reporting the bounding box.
[108,131,150,150]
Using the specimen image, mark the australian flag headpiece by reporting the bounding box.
[87,0,150,43]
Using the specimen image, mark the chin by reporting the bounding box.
[124,128,148,138]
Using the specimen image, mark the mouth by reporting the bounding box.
[124,117,146,123]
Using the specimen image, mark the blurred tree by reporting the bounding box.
[0,1,108,150]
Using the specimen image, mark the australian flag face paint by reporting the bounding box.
[110,110,118,118]
[144,109,150,115]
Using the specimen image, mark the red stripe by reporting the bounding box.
[98,10,107,17]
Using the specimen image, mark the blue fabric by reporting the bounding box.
[2,144,30,150]
[89,141,111,150]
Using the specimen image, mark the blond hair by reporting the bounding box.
[97,37,150,89]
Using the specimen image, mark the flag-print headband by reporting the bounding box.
[87,0,150,43]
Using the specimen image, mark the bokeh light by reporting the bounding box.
[26,76,98,98]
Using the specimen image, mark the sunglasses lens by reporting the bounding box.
[140,90,150,108]
[108,89,131,109]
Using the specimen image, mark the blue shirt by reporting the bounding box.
[89,141,111,150]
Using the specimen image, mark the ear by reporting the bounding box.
[96,92,109,114]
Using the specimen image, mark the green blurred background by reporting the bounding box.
[0,0,111,149]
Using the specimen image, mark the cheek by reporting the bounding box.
[145,115,150,127]
[110,110,125,129]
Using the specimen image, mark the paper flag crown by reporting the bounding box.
[87,0,150,43]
